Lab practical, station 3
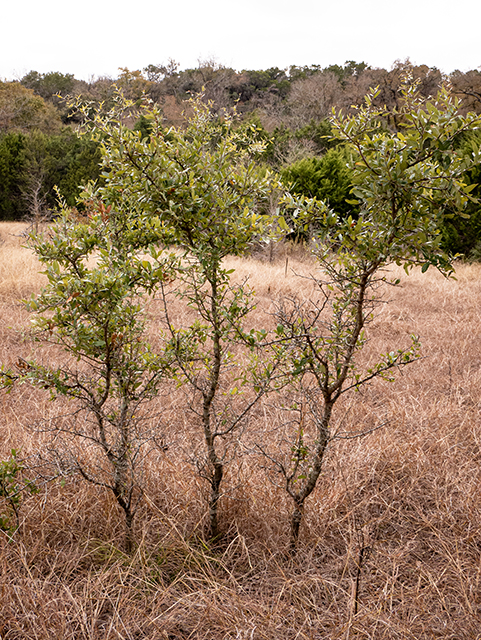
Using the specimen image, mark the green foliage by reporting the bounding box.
[0,81,62,134]
[26,200,177,402]
[440,129,481,258]
[0,132,28,219]
[133,114,154,141]
[232,67,291,102]
[81,92,278,259]
[36,130,101,208]
[281,147,356,221]
[0,129,101,220]
[20,70,76,101]
[20,71,78,124]
[22,198,179,550]
[287,61,369,85]
[326,79,481,274]
[324,60,370,86]
[240,118,337,172]
[0,450,37,533]
[17,91,282,544]
[238,118,291,168]
[287,64,323,81]
[294,118,338,153]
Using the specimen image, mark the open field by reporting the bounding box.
[1,222,481,639]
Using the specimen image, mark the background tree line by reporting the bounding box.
[1,58,481,255]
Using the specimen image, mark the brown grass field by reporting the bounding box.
[1,222,481,639]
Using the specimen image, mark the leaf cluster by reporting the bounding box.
[73,91,281,263]
[0,450,38,533]
[329,79,481,274]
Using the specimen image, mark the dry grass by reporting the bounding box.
[1,224,481,638]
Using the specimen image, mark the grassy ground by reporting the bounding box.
[1,222,481,639]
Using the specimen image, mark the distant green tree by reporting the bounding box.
[0,132,28,219]
[20,70,78,123]
[37,131,101,207]
[221,67,291,108]
[324,60,369,86]
[440,129,481,258]
[294,118,337,153]
[287,64,323,82]
[0,129,101,221]
[20,71,76,101]
[133,114,154,140]
[281,147,357,237]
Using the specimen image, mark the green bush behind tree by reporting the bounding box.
[440,129,481,259]
[0,132,28,220]
[0,129,101,220]
[281,147,356,217]
[279,133,481,255]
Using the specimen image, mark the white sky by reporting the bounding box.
[2,0,480,81]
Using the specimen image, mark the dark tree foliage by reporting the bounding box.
[0,130,101,220]
[281,147,357,220]
[20,71,76,101]
[323,60,370,85]
[133,115,154,140]
[287,64,323,81]
[0,132,28,220]
[26,130,102,209]
[46,131,102,207]
[441,129,481,258]
[232,68,291,103]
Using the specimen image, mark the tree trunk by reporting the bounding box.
[208,461,224,540]
[290,500,304,555]
[124,509,134,554]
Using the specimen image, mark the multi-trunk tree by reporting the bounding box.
[14,92,281,543]
[86,94,280,540]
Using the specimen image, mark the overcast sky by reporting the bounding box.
[2,0,480,81]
